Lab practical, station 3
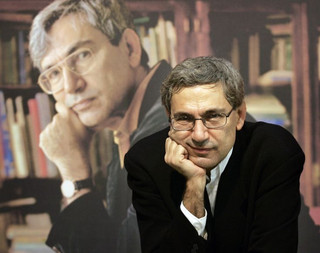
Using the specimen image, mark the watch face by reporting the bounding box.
[61,180,75,198]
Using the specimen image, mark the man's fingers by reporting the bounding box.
[55,102,70,117]
[165,137,187,162]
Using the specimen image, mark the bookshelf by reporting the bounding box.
[207,0,320,209]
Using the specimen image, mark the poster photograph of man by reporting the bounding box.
[0,0,319,252]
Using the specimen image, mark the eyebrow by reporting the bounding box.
[42,40,94,71]
[173,108,227,118]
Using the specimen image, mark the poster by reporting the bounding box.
[0,0,319,252]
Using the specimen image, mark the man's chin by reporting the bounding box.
[78,115,102,131]
[189,156,217,171]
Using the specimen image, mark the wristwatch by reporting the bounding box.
[60,178,93,198]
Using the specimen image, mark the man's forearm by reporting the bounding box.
[182,176,206,218]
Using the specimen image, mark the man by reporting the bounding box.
[125,56,305,252]
[28,0,170,252]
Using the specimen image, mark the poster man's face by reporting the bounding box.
[40,14,136,130]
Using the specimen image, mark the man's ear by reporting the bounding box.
[236,102,246,130]
[120,28,142,68]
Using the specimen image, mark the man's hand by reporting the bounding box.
[39,102,94,181]
[165,129,207,218]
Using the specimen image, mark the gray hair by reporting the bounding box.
[161,56,244,113]
[29,0,148,69]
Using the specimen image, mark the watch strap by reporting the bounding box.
[74,178,94,190]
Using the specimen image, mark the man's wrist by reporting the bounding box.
[180,201,207,237]
[61,188,92,208]
[183,176,206,218]
[60,178,94,206]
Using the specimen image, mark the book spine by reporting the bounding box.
[28,99,48,177]
[15,96,32,176]
[35,93,57,177]
[155,14,169,62]
[5,98,17,177]
[26,114,41,177]
[17,30,26,85]
[0,92,14,178]
[10,123,29,178]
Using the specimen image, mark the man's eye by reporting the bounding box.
[206,113,223,121]
[175,115,194,122]
[77,50,92,61]
[47,69,61,80]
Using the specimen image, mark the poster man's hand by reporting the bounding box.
[39,102,94,181]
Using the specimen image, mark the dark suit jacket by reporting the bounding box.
[125,121,305,253]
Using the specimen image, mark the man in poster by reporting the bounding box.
[29,0,170,252]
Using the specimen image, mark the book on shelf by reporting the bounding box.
[0,91,56,179]
[165,19,177,67]
[26,112,41,177]
[0,95,4,179]
[17,30,33,85]
[0,91,15,179]
[145,27,159,67]
[15,96,34,174]
[248,32,260,86]
[135,15,177,67]
[245,93,289,127]
[6,213,52,253]
[1,31,19,85]
[15,96,33,177]
[271,37,292,71]
[231,37,240,71]
[1,28,32,86]
[155,14,170,63]
[35,93,57,177]
[6,97,29,178]
[17,30,27,85]
[28,98,48,178]
[0,93,15,179]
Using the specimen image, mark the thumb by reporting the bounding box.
[55,102,73,118]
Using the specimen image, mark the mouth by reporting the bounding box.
[71,98,95,112]
[188,145,212,155]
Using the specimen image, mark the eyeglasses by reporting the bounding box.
[170,108,234,131]
[38,48,95,94]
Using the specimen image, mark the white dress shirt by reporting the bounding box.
[180,148,233,237]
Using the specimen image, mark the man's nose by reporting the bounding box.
[63,68,85,93]
[191,119,209,144]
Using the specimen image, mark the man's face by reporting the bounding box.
[40,14,137,130]
[169,83,246,170]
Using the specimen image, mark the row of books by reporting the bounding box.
[271,36,292,71]
[135,15,177,68]
[0,90,58,180]
[0,29,33,86]
[6,213,52,253]
[245,92,290,127]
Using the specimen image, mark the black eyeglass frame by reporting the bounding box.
[169,107,234,131]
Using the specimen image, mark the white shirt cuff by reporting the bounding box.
[180,201,207,237]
